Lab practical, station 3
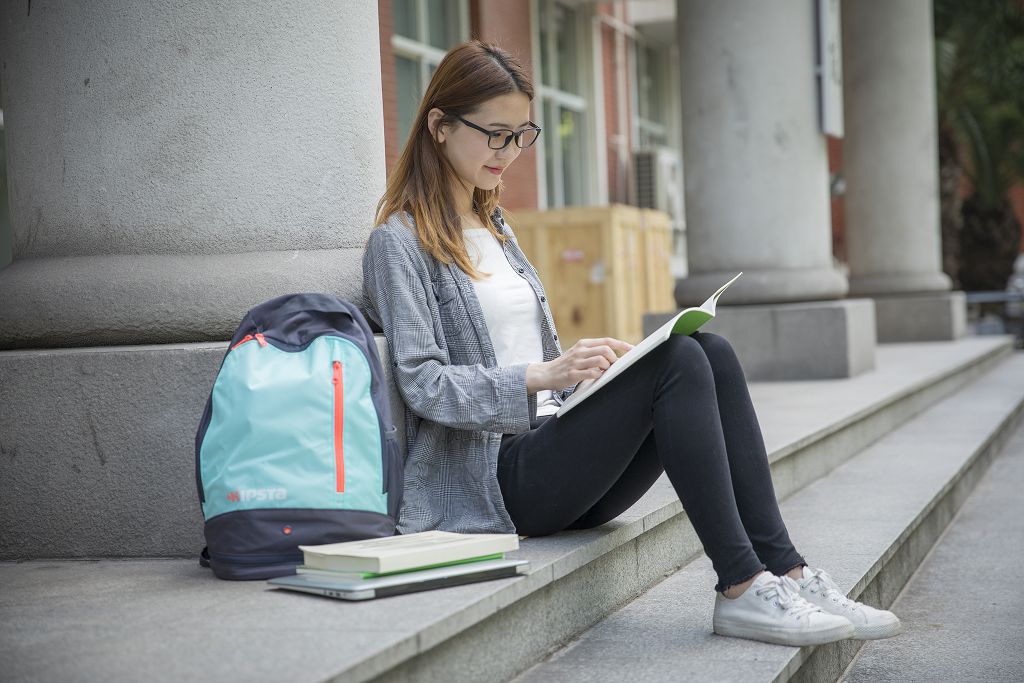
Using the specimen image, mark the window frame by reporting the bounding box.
[531,0,598,209]
[635,41,671,151]
[391,1,471,143]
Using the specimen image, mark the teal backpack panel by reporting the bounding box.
[195,293,402,580]
[200,335,388,520]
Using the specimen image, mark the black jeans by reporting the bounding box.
[497,331,806,593]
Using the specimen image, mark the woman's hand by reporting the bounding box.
[526,337,635,393]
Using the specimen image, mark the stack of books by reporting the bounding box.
[267,531,528,600]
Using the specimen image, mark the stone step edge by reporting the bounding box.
[770,338,1012,466]
[505,353,1024,683]
[334,343,1015,682]
[784,382,1024,683]
[768,338,1012,504]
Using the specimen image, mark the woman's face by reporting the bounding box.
[429,91,533,197]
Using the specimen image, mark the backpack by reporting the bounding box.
[194,293,404,580]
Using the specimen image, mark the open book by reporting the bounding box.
[556,272,743,418]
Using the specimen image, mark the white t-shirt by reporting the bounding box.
[462,227,560,417]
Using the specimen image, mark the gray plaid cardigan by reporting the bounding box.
[361,206,575,535]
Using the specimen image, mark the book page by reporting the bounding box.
[556,272,742,417]
[671,271,743,335]
[301,531,518,559]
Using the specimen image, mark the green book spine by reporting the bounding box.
[362,552,506,578]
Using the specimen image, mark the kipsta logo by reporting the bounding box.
[226,488,287,503]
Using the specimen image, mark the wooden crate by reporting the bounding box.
[504,204,675,348]
[640,208,676,315]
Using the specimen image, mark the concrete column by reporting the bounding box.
[0,2,386,560]
[674,0,848,306]
[841,0,965,341]
[669,0,874,380]
[0,1,385,348]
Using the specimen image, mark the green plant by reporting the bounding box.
[934,0,1024,290]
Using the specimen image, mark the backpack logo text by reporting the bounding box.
[225,488,288,503]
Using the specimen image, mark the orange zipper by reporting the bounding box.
[231,332,268,350]
[230,334,254,350]
[332,360,345,492]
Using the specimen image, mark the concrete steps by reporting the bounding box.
[508,350,1024,683]
[0,336,407,561]
[0,337,1015,683]
[840,413,1024,683]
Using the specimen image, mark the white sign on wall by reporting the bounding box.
[818,0,844,137]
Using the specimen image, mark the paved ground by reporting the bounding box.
[841,414,1024,683]
[0,339,1017,683]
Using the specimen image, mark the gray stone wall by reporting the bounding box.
[0,1,386,348]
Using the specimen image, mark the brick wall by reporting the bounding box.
[828,135,846,264]
[1008,184,1024,252]
[377,0,399,177]
[376,0,539,210]
[598,2,633,206]
[470,0,539,211]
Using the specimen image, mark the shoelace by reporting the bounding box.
[754,575,822,620]
[801,568,858,612]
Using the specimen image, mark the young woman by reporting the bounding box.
[361,40,900,647]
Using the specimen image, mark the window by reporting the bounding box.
[392,0,469,144]
[534,0,593,208]
[636,43,670,150]
[632,39,686,277]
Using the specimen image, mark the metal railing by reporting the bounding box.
[964,290,1024,347]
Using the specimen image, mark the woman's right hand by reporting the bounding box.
[526,337,634,393]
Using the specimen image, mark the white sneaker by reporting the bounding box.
[713,571,855,646]
[794,566,902,639]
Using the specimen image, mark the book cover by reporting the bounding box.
[298,530,520,574]
[555,272,743,418]
[294,552,507,579]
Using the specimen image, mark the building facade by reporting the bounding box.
[0,0,977,560]
[378,0,688,276]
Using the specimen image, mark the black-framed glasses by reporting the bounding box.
[446,111,542,150]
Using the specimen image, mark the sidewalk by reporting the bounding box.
[841,413,1024,682]
[0,338,1017,683]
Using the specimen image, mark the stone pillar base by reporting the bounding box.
[0,337,403,560]
[870,291,966,343]
[848,271,952,296]
[643,299,877,381]
[0,249,368,350]
[676,267,849,307]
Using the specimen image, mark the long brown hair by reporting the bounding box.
[373,40,535,280]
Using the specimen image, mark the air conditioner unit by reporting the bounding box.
[635,147,687,278]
